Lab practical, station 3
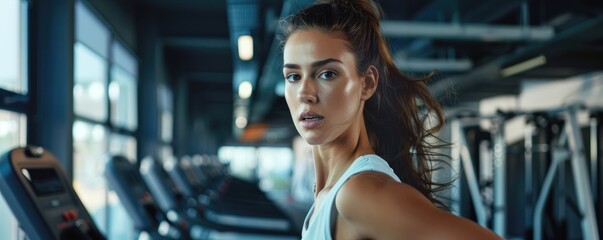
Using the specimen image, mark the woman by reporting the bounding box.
[281,0,503,239]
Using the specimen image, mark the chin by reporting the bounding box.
[300,133,324,146]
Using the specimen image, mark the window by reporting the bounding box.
[257,147,293,192]
[109,133,137,162]
[72,121,108,233]
[110,66,137,130]
[107,134,136,239]
[0,0,27,94]
[218,146,258,180]
[74,42,108,122]
[73,1,137,238]
[159,84,174,162]
[0,0,28,239]
[218,146,294,193]
[110,41,137,131]
[161,110,173,143]
[0,111,27,240]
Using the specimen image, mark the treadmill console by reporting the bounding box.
[105,156,183,239]
[0,146,105,240]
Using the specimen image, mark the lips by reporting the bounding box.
[299,111,324,129]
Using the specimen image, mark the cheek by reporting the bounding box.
[284,85,297,110]
[326,81,361,111]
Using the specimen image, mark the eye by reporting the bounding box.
[318,70,337,80]
[285,73,301,82]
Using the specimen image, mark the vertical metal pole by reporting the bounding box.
[557,136,566,224]
[590,116,598,203]
[565,107,600,240]
[524,122,534,231]
[492,118,507,236]
[520,0,529,38]
[479,140,492,220]
[458,123,488,227]
[451,119,462,215]
[534,127,568,240]
[533,148,567,240]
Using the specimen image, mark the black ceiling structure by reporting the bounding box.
[126,0,603,150]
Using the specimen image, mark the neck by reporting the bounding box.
[312,118,374,195]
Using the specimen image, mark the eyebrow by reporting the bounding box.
[283,58,343,69]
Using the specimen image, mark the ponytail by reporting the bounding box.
[281,0,451,210]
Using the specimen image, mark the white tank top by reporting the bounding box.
[301,154,401,240]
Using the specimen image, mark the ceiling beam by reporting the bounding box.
[429,14,603,104]
[395,58,473,72]
[381,21,554,42]
[163,37,230,49]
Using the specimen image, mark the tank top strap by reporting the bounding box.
[301,154,400,240]
[331,154,401,192]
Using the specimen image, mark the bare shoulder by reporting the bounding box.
[335,171,503,239]
[336,171,433,221]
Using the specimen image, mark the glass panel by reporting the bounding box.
[72,120,108,234]
[160,145,173,162]
[0,110,26,240]
[74,42,108,121]
[0,0,27,93]
[158,85,172,143]
[106,190,134,239]
[291,136,314,203]
[161,111,173,143]
[111,41,137,76]
[75,1,109,58]
[109,66,137,130]
[109,133,136,162]
[257,147,293,192]
[217,146,257,180]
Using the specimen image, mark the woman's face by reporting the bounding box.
[283,29,365,145]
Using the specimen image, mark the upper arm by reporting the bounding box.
[336,172,502,240]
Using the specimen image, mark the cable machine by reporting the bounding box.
[450,112,507,237]
[533,105,599,240]
[450,104,600,239]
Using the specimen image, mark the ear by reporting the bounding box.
[361,65,379,101]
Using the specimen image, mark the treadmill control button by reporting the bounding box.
[62,212,71,221]
[50,199,61,208]
[25,146,44,158]
[61,210,79,221]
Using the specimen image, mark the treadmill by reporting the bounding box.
[139,156,299,239]
[105,155,186,239]
[0,146,105,240]
[166,156,294,231]
[184,155,277,205]
[163,158,295,232]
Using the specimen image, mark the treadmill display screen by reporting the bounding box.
[22,168,66,196]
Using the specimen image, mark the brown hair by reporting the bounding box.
[280,0,450,209]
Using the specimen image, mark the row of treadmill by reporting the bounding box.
[0,146,300,240]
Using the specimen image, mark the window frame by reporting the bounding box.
[72,0,139,237]
[0,1,29,239]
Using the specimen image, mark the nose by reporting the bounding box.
[297,78,318,104]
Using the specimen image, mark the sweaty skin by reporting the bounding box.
[284,29,502,239]
[283,30,367,146]
[284,29,378,238]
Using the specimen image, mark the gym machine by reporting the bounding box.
[0,146,105,240]
[450,112,507,237]
[109,155,298,240]
[450,105,600,239]
[105,155,185,239]
[163,156,293,231]
[139,156,298,239]
[532,105,599,240]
